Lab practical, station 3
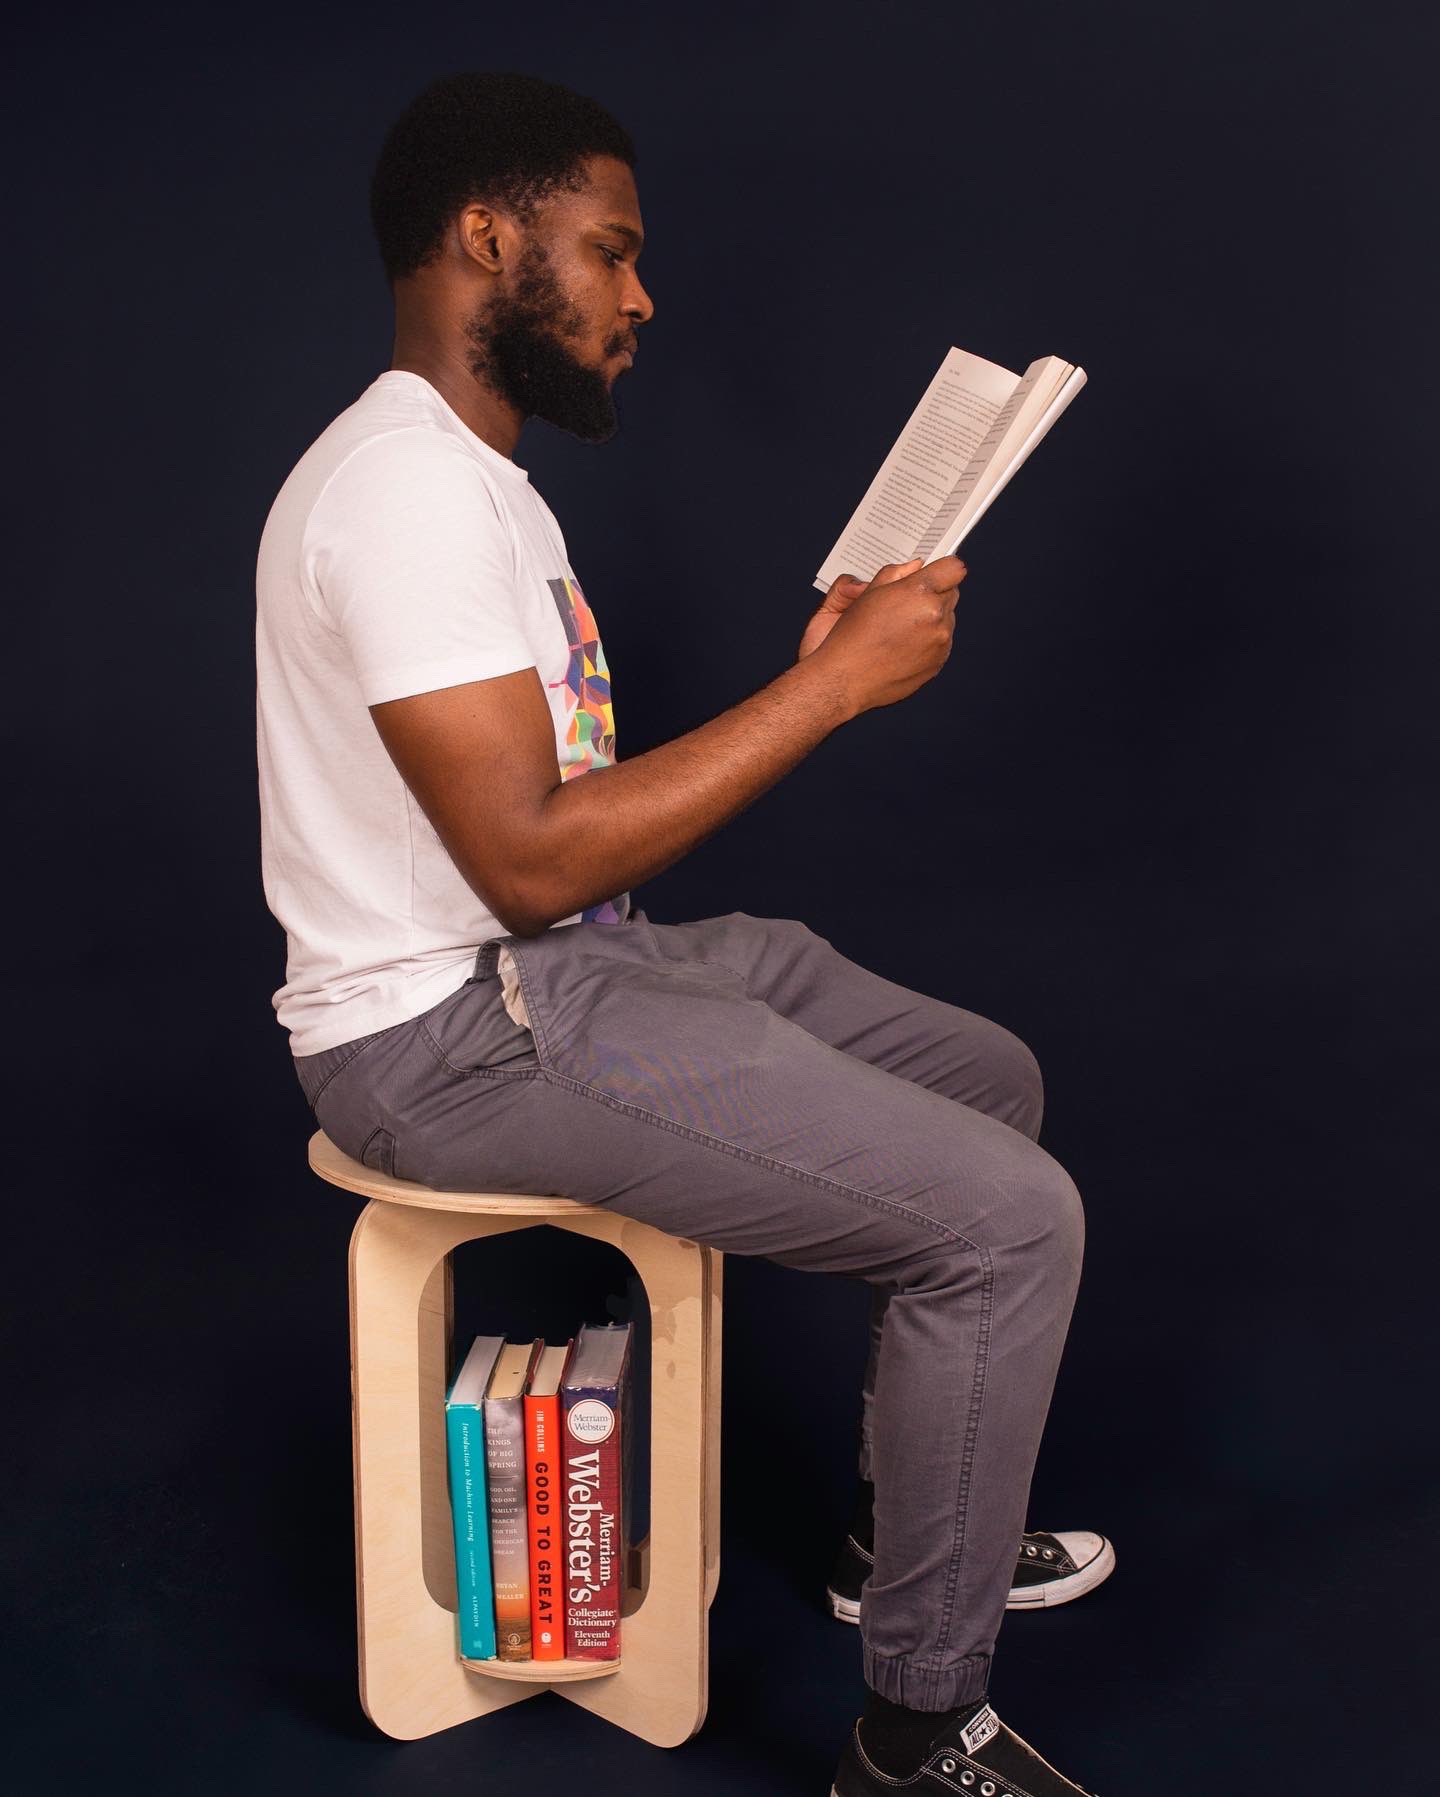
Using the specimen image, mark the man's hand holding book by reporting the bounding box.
[797,553,969,716]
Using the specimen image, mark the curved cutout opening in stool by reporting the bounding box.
[419,1227,656,1639]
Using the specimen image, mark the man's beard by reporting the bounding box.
[465,238,624,445]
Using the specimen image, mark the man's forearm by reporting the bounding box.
[510,655,853,934]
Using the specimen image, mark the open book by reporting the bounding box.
[812,347,1086,593]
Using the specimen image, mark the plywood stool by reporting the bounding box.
[307,1128,723,1747]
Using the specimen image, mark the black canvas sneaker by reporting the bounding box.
[1003,1529,1115,1609]
[826,1529,1115,1622]
[830,1702,1097,1797]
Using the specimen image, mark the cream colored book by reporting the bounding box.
[812,347,1087,592]
[484,1336,544,1661]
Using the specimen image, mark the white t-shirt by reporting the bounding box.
[256,369,627,1057]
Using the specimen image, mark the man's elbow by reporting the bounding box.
[483,885,545,940]
[495,899,553,939]
[465,805,563,939]
[483,866,560,940]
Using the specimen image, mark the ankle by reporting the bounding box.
[859,1686,989,1778]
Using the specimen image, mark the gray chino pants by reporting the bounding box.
[293,909,1084,1709]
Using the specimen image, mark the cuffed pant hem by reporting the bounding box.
[862,1643,991,1710]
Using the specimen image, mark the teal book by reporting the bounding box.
[445,1334,506,1659]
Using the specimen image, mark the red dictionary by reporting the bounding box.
[523,1340,574,1662]
[560,1321,634,1660]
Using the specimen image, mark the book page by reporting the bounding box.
[911,357,1074,562]
[948,366,1087,548]
[813,348,1019,593]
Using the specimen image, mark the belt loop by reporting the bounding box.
[472,936,506,981]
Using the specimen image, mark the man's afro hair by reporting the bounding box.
[370,70,637,283]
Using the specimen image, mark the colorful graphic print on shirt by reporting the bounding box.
[547,576,616,774]
[546,575,627,926]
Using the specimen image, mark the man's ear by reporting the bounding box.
[457,203,506,274]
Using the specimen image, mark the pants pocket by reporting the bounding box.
[358,1125,397,1178]
[418,975,541,1075]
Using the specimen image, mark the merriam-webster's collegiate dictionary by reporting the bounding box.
[560,1321,635,1660]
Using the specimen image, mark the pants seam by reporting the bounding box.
[931,1243,995,1658]
[539,1066,983,1253]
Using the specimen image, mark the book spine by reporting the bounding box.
[445,1402,496,1659]
[562,1381,625,1659]
[524,1391,564,1660]
[485,1394,532,1660]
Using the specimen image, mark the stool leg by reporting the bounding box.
[705,1246,723,1610]
[543,1212,713,1747]
[349,1200,541,1739]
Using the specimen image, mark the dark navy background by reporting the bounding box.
[8,2,1435,1790]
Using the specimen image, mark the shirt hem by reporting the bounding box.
[359,652,537,707]
[284,960,476,1059]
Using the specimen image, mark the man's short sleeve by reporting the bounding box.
[304,428,538,706]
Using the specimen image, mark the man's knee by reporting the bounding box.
[976,1020,1044,1140]
[1010,1148,1085,1304]
[1038,1153,1084,1271]
[929,1136,1083,1293]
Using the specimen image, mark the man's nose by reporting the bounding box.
[622,273,655,326]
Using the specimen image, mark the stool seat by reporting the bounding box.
[307,1129,722,1749]
[308,1128,609,1218]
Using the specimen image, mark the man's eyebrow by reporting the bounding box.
[596,220,644,250]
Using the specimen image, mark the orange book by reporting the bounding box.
[524,1341,574,1661]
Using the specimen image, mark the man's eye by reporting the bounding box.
[600,246,624,267]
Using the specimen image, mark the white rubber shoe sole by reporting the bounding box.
[826,1531,1116,1621]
